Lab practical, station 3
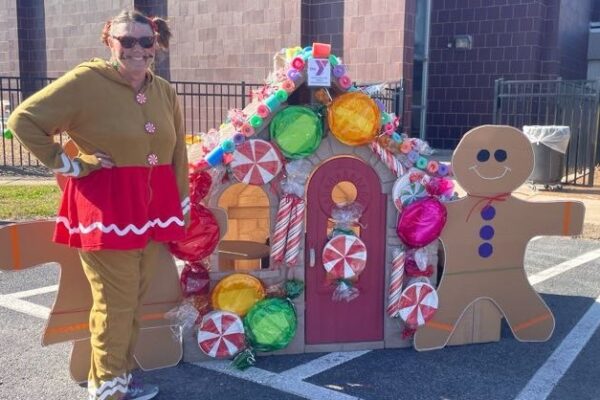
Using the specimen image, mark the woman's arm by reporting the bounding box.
[7,68,102,177]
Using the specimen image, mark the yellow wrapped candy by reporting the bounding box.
[327,92,381,146]
[211,273,265,316]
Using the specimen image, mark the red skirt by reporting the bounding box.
[54,165,187,251]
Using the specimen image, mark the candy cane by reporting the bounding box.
[386,248,405,318]
[284,197,305,266]
[369,141,403,177]
[271,195,293,263]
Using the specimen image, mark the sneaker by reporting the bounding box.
[123,380,159,400]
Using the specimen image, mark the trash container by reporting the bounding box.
[523,126,571,185]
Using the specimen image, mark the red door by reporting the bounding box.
[305,156,386,344]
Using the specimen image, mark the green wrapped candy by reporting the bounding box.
[270,106,322,159]
[244,298,297,352]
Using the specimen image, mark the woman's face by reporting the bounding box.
[109,22,156,76]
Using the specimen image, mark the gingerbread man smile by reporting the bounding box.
[469,165,511,180]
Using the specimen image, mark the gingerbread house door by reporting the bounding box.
[305,156,386,344]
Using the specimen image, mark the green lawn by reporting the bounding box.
[0,185,61,220]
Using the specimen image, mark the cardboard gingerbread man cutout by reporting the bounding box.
[0,220,184,382]
[414,125,585,351]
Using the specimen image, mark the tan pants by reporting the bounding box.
[80,241,164,400]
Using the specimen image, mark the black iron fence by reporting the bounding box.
[493,79,599,186]
[1,76,403,169]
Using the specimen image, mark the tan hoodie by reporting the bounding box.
[8,58,189,225]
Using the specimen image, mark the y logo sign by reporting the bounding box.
[307,58,332,87]
[314,59,328,75]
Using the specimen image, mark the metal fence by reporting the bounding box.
[493,79,600,186]
[1,76,403,169]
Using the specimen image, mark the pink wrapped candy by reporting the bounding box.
[397,197,447,248]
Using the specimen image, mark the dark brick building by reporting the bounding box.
[0,0,596,149]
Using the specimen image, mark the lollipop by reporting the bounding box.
[230,139,283,185]
[211,273,266,317]
[322,234,367,280]
[398,282,439,328]
[243,298,297,352]
[197,311,246,359]
[327,92,381,146]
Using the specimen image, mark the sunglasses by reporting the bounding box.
[112,35,155,49]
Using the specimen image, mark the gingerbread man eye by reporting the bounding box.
[477,149,490,162]
[494,149,507,162]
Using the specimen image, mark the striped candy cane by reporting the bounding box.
[271,195,293,263]
[386,248,406,318]
[284,197,305,266]
[369,141,403,177]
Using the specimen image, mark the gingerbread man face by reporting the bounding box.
[452,125,534,195]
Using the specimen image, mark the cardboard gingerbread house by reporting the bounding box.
[181,44,492,362]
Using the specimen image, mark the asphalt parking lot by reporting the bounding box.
[1,236,599,400]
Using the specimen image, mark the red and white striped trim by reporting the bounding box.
[56,215,185,236]
[88,373,131,400]
[53,152,81,177]
[181,196,190,216]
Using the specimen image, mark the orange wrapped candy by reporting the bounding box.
[211,273,265,316]
[327,92,381,146]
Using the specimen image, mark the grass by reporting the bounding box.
[0,185,61,220]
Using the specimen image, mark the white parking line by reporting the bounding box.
[0,296,50,319]
[514,295,600,400]
[3,284,58,299]
[529,248,600,285]
[195,360,363,400]
[279,351,370,380]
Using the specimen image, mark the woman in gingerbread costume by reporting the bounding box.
[414,125,584,351]
[7,10,188,400]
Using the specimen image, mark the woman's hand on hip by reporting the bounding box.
[94,152,115,168]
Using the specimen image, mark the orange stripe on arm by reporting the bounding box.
[562,202,572,235]
[9,225,21,270]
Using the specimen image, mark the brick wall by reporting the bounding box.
[301,0,344,57]
[343,0,414,132]
[557,0,592,79]
[168,0,301,83]
[0,0,19,76]
[44,0,131,76]
[427,0,563,150]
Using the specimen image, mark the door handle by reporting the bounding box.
[309,248,316,267]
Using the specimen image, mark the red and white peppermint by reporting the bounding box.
[147,153,158,165]
[322,234,367,280]
[136,92,147,104]
[398,282,438,328]
[230,139,283,185]
[197,311,245,359]
[145,122,156,134]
